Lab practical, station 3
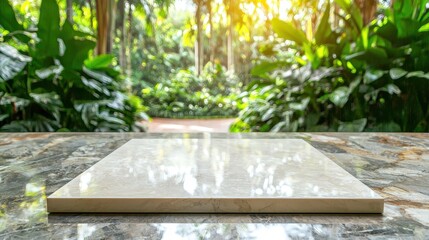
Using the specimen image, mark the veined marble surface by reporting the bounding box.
[0,133,428,239]
[48,139,383,213]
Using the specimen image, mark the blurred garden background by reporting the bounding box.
[0,0,428,132]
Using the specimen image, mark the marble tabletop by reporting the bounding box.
[0,133,428,239]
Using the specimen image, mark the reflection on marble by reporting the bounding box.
[48,139,383,213]
[0,133,428,239]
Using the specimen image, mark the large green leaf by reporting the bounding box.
[396,19,421,38]
[81,76,110,96]
[334,0,363,31]
[417,0,429,21]
[0,0,22,32]
[84,55,115,70]
[364,69,384,84]
[35,64,64,79]
[329,78,360,107]
[315,2,332,44]
[364,84,401,102]
[60,39,96,70]
[393,0,414,19]
[389,68,407,79]
[36,0,60,57]
[0,0,144,133]
[391,0,423,37]
[309,67,337,82]
[270,121,286,132]
[18,117,60,131]
[345,48,388,65]
[60,21,92,41]
[376,21,398,40]
[272,18,308,46]
[418,22,429,32]
[406,71,429,79]
[384,84,401,95]
[251,61,286,76]
[30,92,62,112]
[59,20,96,70]
[83,67,114,84]
[261,108,275,122]
[289,98,310,111]
[0,0,30,43]
[0,44,32,81]
[329,86,349,107]
[338,118,367,132]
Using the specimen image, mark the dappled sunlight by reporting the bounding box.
[0,180,48,233]
[1,0,427,133]
[146,118,235,132]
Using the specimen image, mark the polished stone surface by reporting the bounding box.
[1,133,429,238]
[48,139,383,213]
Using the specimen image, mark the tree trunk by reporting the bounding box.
[117,0,126,69]
[227,0,234,72]
[333,4,340,28]
[106,0,116,53]
[95,0,110,55]
[354,0,377,25]
[276,0,280,17]
[66,0,73,24]
[88,0,95,32]
[126,0,132,77]
[195,0,203,75]
[208,0,214,63]
[263,3,271,38]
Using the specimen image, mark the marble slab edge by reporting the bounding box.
[47,197,384,213]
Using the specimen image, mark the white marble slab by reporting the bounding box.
[47,139,383,213]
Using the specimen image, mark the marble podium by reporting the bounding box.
[47,139,383,213]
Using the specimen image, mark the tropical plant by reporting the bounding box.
[231,0,429,132]
[142,63,240,118]
[0,0,146,132]
[124,13,194,92]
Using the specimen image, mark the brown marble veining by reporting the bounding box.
[0,133,428,239]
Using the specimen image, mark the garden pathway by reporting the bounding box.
[145,118,236,133]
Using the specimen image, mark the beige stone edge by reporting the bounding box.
[47,197,384,214]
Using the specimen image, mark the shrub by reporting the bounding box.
[231,0,429,132]
[0,0,147,132]
[142,63,240,118]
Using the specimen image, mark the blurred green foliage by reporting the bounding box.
[142,63,240,118]
[123,12,194,92]
[231,0,429,132]
[2,0,428,132]
[0,0,146,132]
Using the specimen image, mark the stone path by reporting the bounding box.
[145,118,236,133]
